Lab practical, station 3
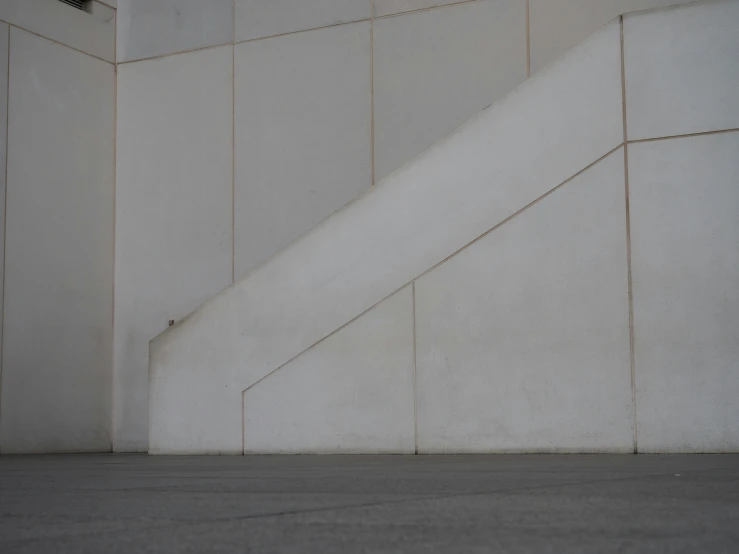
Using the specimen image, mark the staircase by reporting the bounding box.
[149,0,739,454]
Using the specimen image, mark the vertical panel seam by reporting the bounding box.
[412,281,418,455]
[370,6,375,186]
[231,0,236,283]
[0,24,9,454]
[110,11,117,452]
[621,15,638,454]
[525,0,531,77]
[235,0,246,433]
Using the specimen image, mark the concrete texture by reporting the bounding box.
[629,131,739,453]
[373,0,527,182]
[0,0,115,63]
[1,28,114,454]
[0,454,737,553]
[624,0,739,140]
[243,287,415,454]
[415,149,632,453]
[117,0,233,62]
[149,21,623,454]
[115,46,234,452]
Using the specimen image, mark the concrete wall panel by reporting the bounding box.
[415,149,633,453]
[234,22,372,277]
[115,46,234,452]
[1,29,114,453]
[373,0,526,182]
[630,132,739,452]
[243,287,414,454]
[624,0,739,140]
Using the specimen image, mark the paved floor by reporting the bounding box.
[0,454,738,553]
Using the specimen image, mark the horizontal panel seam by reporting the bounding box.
[628,127,739,144]
[117,0,486,65]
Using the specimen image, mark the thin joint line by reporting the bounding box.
[525,0,531,78]
[235,19,370,48]
[628,127,739,145]
[241,145,623,397]
[110,0,117,451]
[231,41,236,284]
[232,0,236,284]
[110,45,117,453]
[621,16,638,454]
[241,391,245,455]
[412,281,418,455]
[242,284,414,395]
[117,42,233,66]
[0,21,114,65]
[0,24,10,454]
[370,18,375,186]
[117,0,483,66]
[374,0,481,20]
[413,145,623,286]
[110,0,116,451]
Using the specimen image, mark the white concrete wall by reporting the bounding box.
[115,0,701,450]
[372,0,526,182]
[415,150,633,453]
[630,133,739,453]
[623,0,739,139]
[0,25,115,453]
[624,0,739,452]
[149,20,625,454]
[234,21,372,276]
[120,0,525,450]
[114,46,233,452]
[0,0,731,454]
[150,0,739,454]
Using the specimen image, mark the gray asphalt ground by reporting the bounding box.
[0,454,738,553]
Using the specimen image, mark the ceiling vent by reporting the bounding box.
[59,0,88,10]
